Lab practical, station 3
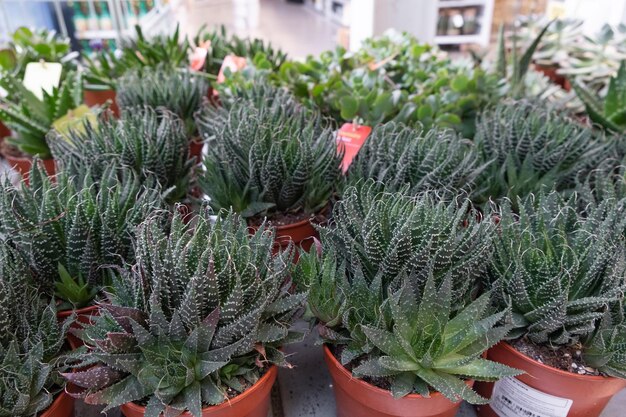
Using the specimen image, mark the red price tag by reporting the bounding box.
[217,55,247,84]
[336,123,372,173]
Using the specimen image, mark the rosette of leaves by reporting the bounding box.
[64,208,305,417]
[49,106,193,203]
[197,94,342,220]
[0,71,82,157]
[472,101,611,209]
[296,181,495,355]
[0,163,163,308]
[116,67,207,137]
[583,311,626,379]
[346,122,487,198]
[489,191,626,346]
[83,25,190,90]
[295,182,517,403]
[0,243,72,416]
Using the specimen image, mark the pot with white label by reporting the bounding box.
[474,342,626,417]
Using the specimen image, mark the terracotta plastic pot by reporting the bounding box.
[5,155,55,184]
[40,390,74,417]
[57,304,100,350]
[534,63,567,88]
[189,138,204,164]
[474,342,626,417]
[0,120,10,140]
[84,88,119,116]
[120,366,277,417]
[324,345,467,417]
[274,217,318,252]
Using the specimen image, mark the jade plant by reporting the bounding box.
[196,92,342,222]
[0,163,163,309]
[346,122,486,198]
[64,208,306,416]
[0,243,72,416]
[83,25,190,90]
[116,67,208,138]
[472,100,610,209]
[49,106,193,203]
[489,191,626,346]
[295,182,518,403]
[0,71,83,157]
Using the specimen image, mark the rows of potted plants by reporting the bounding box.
[2,17,626,417]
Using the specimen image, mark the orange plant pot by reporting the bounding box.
[5,155,55,184]
[84,88,119,117]
[40,390,75,417]
[534,64,567,89]
[57,304,101,350]
[189,139,204,164]
[474,342,626,417]
[274,218,318,252]
[120,366,277,417]
[324,346,467,417]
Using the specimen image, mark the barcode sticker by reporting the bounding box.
[491,377,573,417]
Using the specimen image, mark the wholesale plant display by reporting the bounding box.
[65,208,305,417]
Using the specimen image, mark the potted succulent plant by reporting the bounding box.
[0,71,84,179]
[49,106,194,204]
[83,25,191,116]
[116,67,208,162]
[196,89,342,250]
[294,182,520,417]
[64,208,306,417]
[474,191,626,417]
[0,163,163,348]
[471,100,611,210]
[345,121,487,198]
[0,243,74,417]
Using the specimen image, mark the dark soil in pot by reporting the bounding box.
[474,341,626,417]
[324,345,469,417]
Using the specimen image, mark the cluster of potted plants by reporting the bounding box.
[1,17,626,417]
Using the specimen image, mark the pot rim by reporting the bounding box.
[324,344,463,401]
[120,365,277,414]
[56,302,101,318]
[5,154,54,163]
[498,341,613,382]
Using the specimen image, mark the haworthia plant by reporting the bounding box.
[0,163,164,308]
[65,208,305,417]
[489,191,626,346]
[49,106,193,203]
[346,122,487,198]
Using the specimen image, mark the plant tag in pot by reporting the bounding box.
[491,377,573,417]
[217,54,247,83]
[336,123,371,172]
[23,62,62,100]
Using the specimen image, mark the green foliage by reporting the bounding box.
[574,61,626,133]
[49,106,193,203]
[584,312,626,379]
[65,209,305,416]
[0,71,83,157]
[0,163,163,308]
[116,68,208,137]
[489,191,626,346]
[0,243,71,416]
[346,122,486,198]
[197,92,342,219]
[472,101,610,209]
[295,182,512,402]
[83,25,190,89]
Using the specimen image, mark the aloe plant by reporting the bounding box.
[574,61,626,133]
[49,106,193,203]
[0,163,163,308]
[346,122,486,198]
[472,101,610,209]
[0,243,72,416]
[197,92,342,220]
[295,182,516,403]
[64,208,305,416]
[0,71,83,157]
[489,191,626,346]
[116,67,208,137]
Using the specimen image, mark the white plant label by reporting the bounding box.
[490,377,573,417]
[23,62,62,100]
